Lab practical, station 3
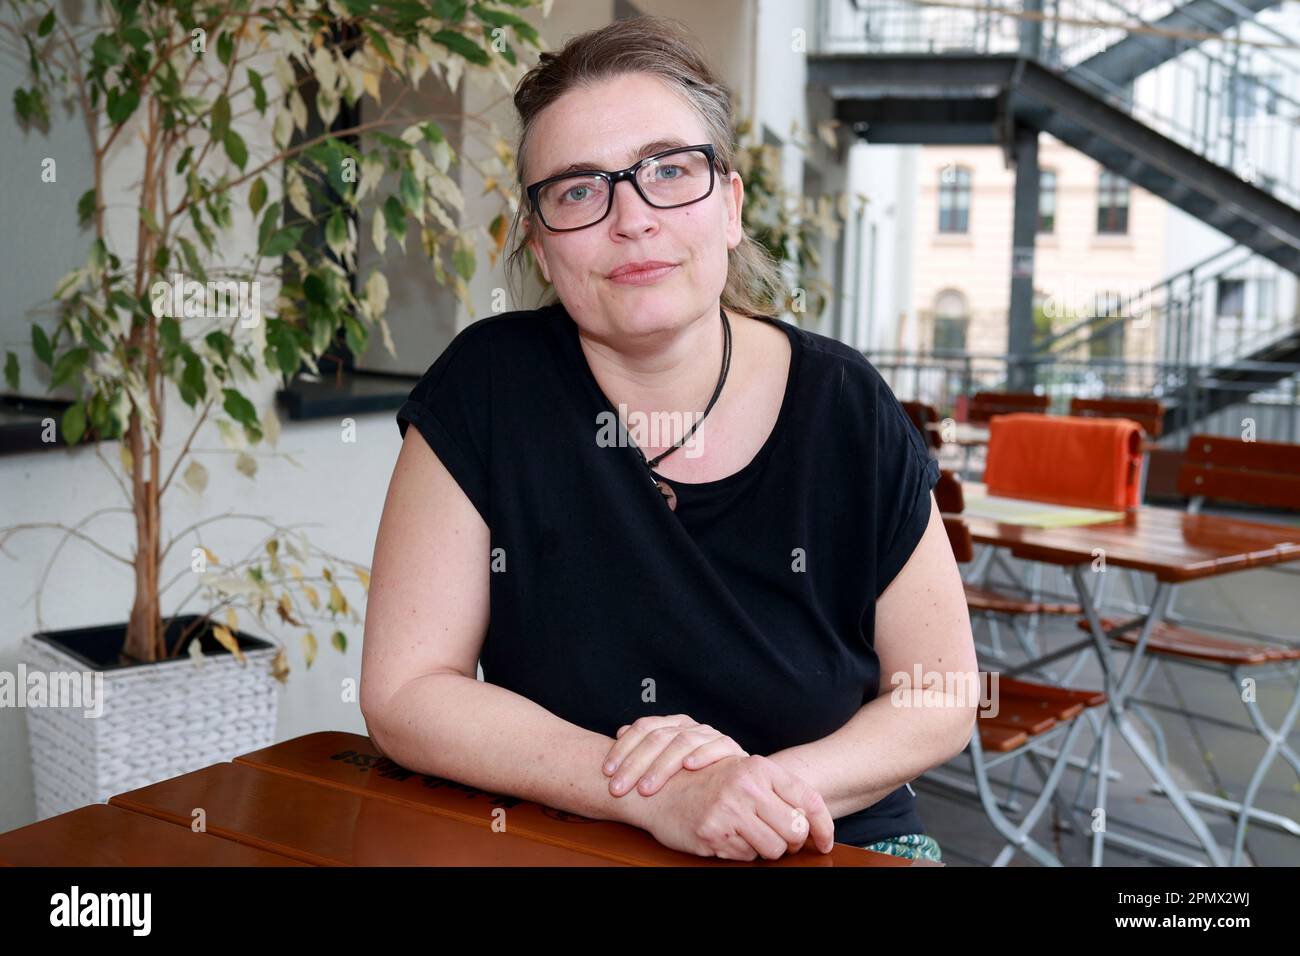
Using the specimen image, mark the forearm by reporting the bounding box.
[366,672,651,827]
[767,693,976,820]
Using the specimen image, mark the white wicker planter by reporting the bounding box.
[22,617,279,821]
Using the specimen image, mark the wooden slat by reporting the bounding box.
[1079,618,1300,666]
[964,583,1081,616]
[979,696,1059,736]
[1178,435,1300,511]
[996,676,1107,710]
[0,803,308,866]
[1069,397,1165,438]
[979,725,1029,753]
[969,391,1050,423]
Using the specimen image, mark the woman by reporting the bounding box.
[360,16,977,863]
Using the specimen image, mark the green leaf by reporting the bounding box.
[257,201,282,254]
[91,34,122,68]
[247,68,268,115]
[216,31,234,67]
[262,226,303,257]
[266,321,302,379]
[398,168,421,213]
[452,239,475,281]
[4,351,19,391]
[180,349,206,405]
[382,196,407,243]
[178,235,207,282]
[77,188,97,226]
[50,347,89,389]
[431,0,468,20]
[37,11,55,37]
[211,92,231,142]
[222,388,263,442]
[325,208,348,255]
[159,316,182,353]
[62,401,86,445]
[31,325,53,365]
[249,177,267,216]
[303,274,328,305]
[431,30,489,66]
[331,630,348,653]
[223,128,247,170]
[343,314,368,358]
[107,84,140,124]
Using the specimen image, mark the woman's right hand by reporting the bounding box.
[628,753,836,860]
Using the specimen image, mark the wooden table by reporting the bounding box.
[0,732,936,867]
[950,488,1300,866]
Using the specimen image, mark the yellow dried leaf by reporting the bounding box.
[303,584,320,610]
[328,583,348,616]
[290,564,304,581]
[212,624,247,665]
[302,631,318,668]
[202,546,220,566]
[354,567,370,593]
[270,647,289,684]
[225,607,239,631]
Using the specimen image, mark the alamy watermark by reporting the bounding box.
[0,665,104,718]
[596,405,706,458]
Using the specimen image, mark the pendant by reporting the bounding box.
[654,479,677,511]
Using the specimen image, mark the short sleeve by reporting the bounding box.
[873,381,942,598]
[396,323,493,525]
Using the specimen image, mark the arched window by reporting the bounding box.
[933,289,969,353]
[938,165,971,233]
[1038,169,1056,233]
[1097,170,1130,234]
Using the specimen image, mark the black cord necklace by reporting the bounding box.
[628,304,732,512]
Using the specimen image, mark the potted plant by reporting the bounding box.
[1,0,541,819]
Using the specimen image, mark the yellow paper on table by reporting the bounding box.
[960,492,1125,528]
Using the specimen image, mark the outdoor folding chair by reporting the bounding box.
[901,400,944,453]
[937,470,1081,672]
[1076,434,1300,865]
[924,516,1108,866]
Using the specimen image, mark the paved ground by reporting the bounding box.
[914,514,1300,868]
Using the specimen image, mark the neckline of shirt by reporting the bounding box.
[554,303,803,494]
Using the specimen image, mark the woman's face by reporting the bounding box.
[524,72,744,339]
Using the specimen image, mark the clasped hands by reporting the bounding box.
[601,714,835,860]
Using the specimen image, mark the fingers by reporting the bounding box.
[769,765,836,853]
[634,729,744,796]
[604,714,691,776]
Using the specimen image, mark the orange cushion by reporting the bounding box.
[984,413,1142,511]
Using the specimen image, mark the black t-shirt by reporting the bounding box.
[395,302,942,846]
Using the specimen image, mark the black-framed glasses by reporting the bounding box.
[526,143,724,232]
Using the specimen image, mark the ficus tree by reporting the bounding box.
[1,0,544,673]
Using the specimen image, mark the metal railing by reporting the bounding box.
[813,0,1300,207]
[866,348,1300,443]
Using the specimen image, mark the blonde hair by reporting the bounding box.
[506,16,783,317]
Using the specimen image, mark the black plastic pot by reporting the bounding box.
[29,614,275,671]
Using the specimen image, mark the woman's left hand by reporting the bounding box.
[603,714,748,797]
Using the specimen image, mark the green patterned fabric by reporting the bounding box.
[860,833,942,862]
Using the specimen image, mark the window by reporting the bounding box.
[1216,279,1246,320]
[1097,170,1129,234]
[1089,292,1125,359]
[1255,277,1276,323]
[932,289,969,353]
[1038,169,1056,233]
[938,165,971,233]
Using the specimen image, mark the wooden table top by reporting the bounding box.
[0,732,935,867]
[953,484,1300,582]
